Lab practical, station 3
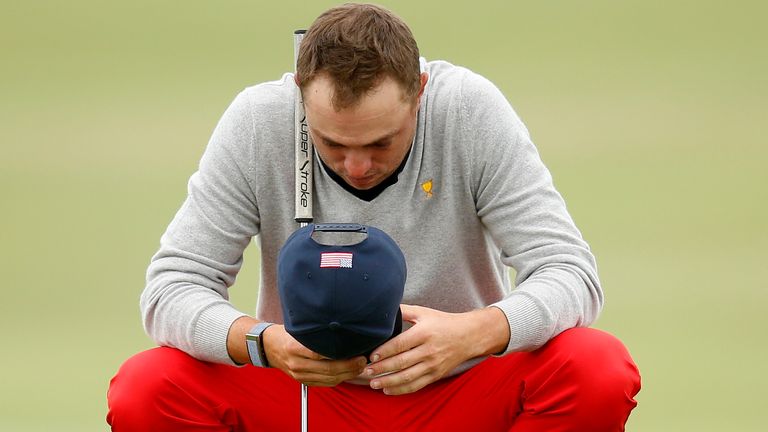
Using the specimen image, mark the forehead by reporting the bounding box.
[303,75,412,145]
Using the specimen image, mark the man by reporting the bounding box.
[107,3,640,431]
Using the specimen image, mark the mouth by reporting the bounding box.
[346,174,379,190]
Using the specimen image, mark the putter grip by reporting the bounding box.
[294,29,314,224]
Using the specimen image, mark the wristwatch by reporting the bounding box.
[246,322,274,367]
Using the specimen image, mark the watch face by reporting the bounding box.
[246,323,273,367]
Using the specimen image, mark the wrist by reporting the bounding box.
[246,322,275,367]
[226,316,259,365]
[467,307,510,357]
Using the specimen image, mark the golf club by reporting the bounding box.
[294,29,313,227]
[293,28,313,432]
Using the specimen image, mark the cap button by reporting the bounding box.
[328,321,341,331]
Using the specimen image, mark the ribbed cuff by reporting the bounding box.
[492,292,552,354]
[191,302,248,365]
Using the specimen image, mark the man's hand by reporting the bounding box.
[263,324,368,387]
[362,304,510,395]
[226,316,366,387]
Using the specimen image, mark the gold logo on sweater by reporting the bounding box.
[421,179,433,198]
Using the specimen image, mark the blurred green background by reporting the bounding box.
[1,0,765,430]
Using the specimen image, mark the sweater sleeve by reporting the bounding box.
[462,73,603,353]
[140,89,260,365]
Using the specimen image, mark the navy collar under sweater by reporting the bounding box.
[318,148,411,201]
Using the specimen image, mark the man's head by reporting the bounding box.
[296,3,421,110]
[296,3,428,190]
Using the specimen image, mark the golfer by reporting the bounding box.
[107,3,641,431]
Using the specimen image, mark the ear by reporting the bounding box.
[416,72,429,98]
[294,73,300,86]
[410,72,429,110]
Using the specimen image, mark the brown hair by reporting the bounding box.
[296,3,421,110]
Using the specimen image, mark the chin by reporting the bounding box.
[350,182,375,190]
[348,177,380,190]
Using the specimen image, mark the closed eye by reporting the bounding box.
[369,140,391,149]
[314,130,398,149]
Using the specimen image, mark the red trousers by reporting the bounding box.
[107,328,640,431]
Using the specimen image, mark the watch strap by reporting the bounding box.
[246,322,274,367]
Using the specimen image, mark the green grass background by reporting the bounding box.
[1,0,765,430]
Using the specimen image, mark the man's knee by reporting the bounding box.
[106,347,202,428]
[544,328,641,418]
[550,327,640,391]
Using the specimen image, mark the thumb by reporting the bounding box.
[399,304,428,324]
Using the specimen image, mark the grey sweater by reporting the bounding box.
[141,59,602,367]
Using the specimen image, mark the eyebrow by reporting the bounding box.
[315,129,399,147]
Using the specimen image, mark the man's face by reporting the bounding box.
[303,74,425,190]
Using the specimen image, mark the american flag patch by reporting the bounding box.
[320,252,353,268]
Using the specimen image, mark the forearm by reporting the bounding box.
[141,266,249,364]
[493,262,602,354]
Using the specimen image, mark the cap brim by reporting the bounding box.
[290,307,404,360]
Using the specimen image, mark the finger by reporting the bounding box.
[289,356,368,384]
[365,342,423,377]
[294,374,343,387]
[398,303,425,323]
[370,361,436,395]
[293,371,355,387]
[266,325,323,366]
[298,356,367,375]
[368,323,424,363]
[369,304,438,362]
[285,338,325,360]
[383,374,435,395]
[293,365,367,387]
[321,356,368,376]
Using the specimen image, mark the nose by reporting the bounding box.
[344,151,372,178]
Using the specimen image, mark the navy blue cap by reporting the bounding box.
[277,223,406,360]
